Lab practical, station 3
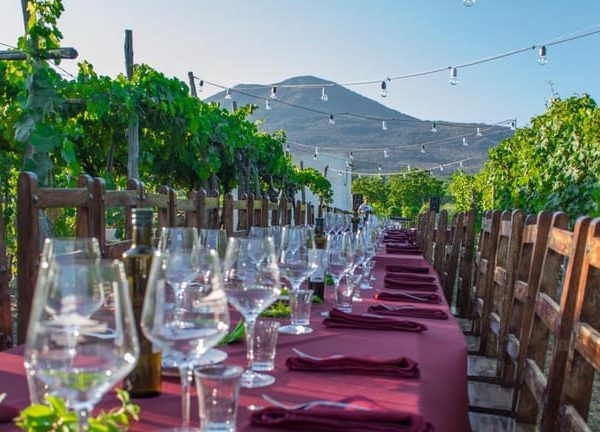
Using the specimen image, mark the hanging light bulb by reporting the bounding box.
[378,164,383,172]
[358,173,362,179]
[380,80,388,98]
[407,164,411,171]
[383,148,389,158]
[198,80,204,92]
[440,164,444,171]
[463,0,475,6]
[462,137,469,146]
[349,151,354,160]
[321,87,329,102]
[459,160,464,168]
[538,46,548,65]
[381,120,388,131]
[510,120,517,131]
[449,67,459,85]
[285,143,290,152]
[315,147,319,156]
[313,152,318,161]
[224,88,232,100]
[346,160,351,168]
[270,86,277,99]
[339,170,342,176]
[431,122,438,133]
[476,127,482,137]
[329,114,335,125]
[265,99,271,110]
[421,144,426,154]
[429,169,433,175]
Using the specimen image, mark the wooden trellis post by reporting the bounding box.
[125,29,139,180]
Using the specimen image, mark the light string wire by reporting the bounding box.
[195,24,600,88]
[0,40,77,78]
[326,157,474,176]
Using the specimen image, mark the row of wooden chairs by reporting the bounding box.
[3,171,336,347]
[421,209,600,430]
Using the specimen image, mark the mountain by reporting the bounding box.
[205,75,513,176]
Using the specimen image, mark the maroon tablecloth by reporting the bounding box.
[0,249,469,432]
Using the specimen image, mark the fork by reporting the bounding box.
[261,394,371,411]
[292,348,344,361]
[376,289,430,302]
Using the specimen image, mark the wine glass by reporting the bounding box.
[142,248,229,431]
[25,259,139,431]
[324,213,336,235]
[278,227,318,334]
[321,233,354,316]
[201,228,228,262]
[223,237,281,388]
[25,238,102,404]
[351,231,367,272]
[248,226,271,238]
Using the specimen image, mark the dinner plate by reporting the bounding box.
[161,348,229,377]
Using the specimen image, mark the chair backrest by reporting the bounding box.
[16,171,94,343]
[433,210,449,278]
[480,210,524,357]
[423,211,436,263]
[457,209,476,318]
[558,217,600,431]
[501,211,553,388]
[471,210,501,330]
[515,214,590,430]
[0,193,12,350]
[443,211,464,304]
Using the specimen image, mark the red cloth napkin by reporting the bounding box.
[374,291,442,304]
[286,355,420,378]
[385,265,429,274]
[368,304,448,320]
[385,246,422,255]
[0,403,19,424]
[250,405,434,432]
[383,276,438,292]
[323,309,427,332]
[384,272,435,282]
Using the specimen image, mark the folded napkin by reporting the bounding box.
[323,309,427,332]
[383,276,438,292]
[0,403,19,424]
[368,304,448,320]
[384,272,435,282]
[385,265,430,274]
[250,405,434,432]
[374,291,442,304]
[286,354,420,378]
[385,246,422,255]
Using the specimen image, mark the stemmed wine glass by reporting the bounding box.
[25,259,139,431]
[321,232,354,316]
[142,247,229,431]
[223,237,281,388]
[200,228,228,262]
[278,227,318,334]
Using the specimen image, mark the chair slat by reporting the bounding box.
[573,322,600,372]
[37,188,90,208]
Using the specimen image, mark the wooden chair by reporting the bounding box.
[0,193,12,350]
[467,211,551,425]
[442,212,464,305]
[557,217,600,431]
[16,171,94,343]
[473,210,524,358]
[433,210,449,278]
[457,209,476,318]
[514,214,591,430]
[423,211,436,264]
[470,210,501,337]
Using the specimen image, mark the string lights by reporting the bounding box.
[321,87,329,102]
[463,0,475,7]
[462,137,469,146]
[421,144,426,153]
[326,157,472,177]
[383,148,389,158]
[381,120,388,131]
[449,67,459,85]
[265,99,271,110]
[431,122,437,133]
[270,86,277,99]
[329,114,335,125]
[224,88,232,100]
[538,46,548,65]
[380,80,388,97]
[476,127,482,137]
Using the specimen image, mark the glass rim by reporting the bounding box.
[193,364,244,378]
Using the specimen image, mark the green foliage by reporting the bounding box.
[15,389,139,432]
[293,166,333,204]
[450,95,600,218]
[352,169,444,219]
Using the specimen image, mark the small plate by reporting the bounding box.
[162,348,229,377]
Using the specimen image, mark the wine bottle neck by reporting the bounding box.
[131,225,153,247]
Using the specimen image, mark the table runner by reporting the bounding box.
[0,249,469,432]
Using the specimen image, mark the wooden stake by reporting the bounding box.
[124,30,139,179]
[188,72,197,97]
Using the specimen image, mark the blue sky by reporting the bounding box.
[2,1,600,126]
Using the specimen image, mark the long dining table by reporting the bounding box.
[0,243,469,432]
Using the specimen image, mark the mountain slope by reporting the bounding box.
[205,75,513,175]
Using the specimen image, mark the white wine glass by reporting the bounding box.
[321,233,354,317]
[278,227,318,334]
[25,259,139,431]
[200,228,228,262]
[223,237,281,388]
[142,248,229,431]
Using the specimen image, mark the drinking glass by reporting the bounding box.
[278,227,317,334]
[322,233,354,316]
[143,247,230,431]
[25,259,139,431]
[25,238,102,404]
[201,228,228,262]
[351,231,367,272]
[287,289,315,333]
[248,227,271,238]
[324,213,336,235]
[223,237,281,388]
[194,365,243,432]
